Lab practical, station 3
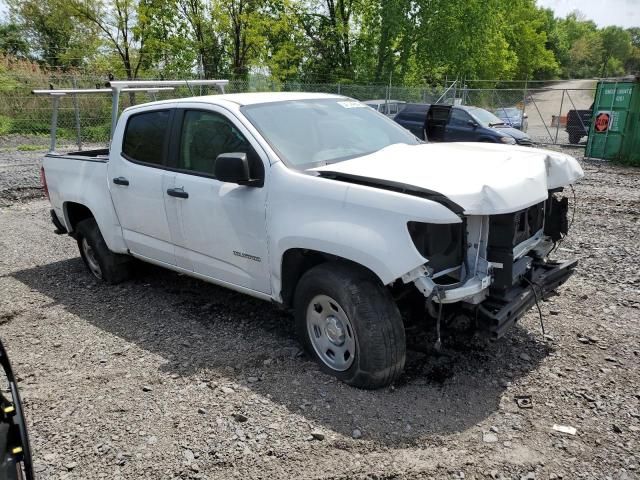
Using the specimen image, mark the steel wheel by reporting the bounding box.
[306,294,356,371]
[81,237,103,280]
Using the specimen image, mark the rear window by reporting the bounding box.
[397,104,428,122]
[122,110,171,165]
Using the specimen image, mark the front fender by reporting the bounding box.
[267,163,461,301]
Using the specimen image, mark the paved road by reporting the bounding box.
[525,79,597,145]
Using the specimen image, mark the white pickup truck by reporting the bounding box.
[41,86,583,389]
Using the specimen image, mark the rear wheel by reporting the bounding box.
[76,218,132,284]
[568,132,581,144]
[294,262,406,389]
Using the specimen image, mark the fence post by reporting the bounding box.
[72,77,82,151]
[554,89,565,144]
[337,83,341,95]
[49,95,61,154]
[522,77,528,118]
[110,89,120,142]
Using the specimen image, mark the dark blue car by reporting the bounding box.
[494,107,528,131]
[394,103,533,145]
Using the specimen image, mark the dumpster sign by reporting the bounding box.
[594,111,612,132]
[593,110,621,132]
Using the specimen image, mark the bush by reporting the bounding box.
[83,124,111,142]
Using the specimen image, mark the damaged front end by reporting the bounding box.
[403,189,577,339]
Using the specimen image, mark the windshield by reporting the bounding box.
[468,107,505,126]
[241,98,420,168]
[495,107,520,118]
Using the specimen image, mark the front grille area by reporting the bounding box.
[487,201,545,294]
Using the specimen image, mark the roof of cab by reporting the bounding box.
[125,91,344,112]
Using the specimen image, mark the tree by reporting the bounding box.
[0,23,30,59]
[67,0,150,81]
[297,0,358,81]
[138,0,196,77]
[625,27,640,74]
[7,0,98,67]
[500,0,559,79]
[178,0,228,78]
[599,26,632,77]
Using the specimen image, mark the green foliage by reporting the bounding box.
[16,144,43,151]
[0,0,638,86]
[0,115,13,135]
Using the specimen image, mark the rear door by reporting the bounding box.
[108,108,177,266]
[425,105,450,141]
[165,105,271,294]
[395,104,429,138]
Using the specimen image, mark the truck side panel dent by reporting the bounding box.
[43,155,128,254]
[267,163,461,302]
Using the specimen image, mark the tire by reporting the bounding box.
[568,132,581,144]
[76,218,132,284]
[294,262,406,389]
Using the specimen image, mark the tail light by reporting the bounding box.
[40,166,49,200]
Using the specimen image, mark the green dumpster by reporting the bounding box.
[585,76,640,164]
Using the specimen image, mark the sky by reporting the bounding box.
[0,1,637,29]
[537,0,640,28]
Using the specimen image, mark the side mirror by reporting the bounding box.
[214,152,257,186]
[467,120,478,128]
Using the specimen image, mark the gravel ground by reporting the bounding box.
[0,146,639,479]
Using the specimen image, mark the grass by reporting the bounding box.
[16,144,44,151]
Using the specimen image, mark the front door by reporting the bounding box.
[445,108,476,142]
[108,108,177,266]
[166,106,271,294]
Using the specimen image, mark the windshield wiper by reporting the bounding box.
[489,122,506,127]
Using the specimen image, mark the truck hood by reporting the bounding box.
[313,142,584,215]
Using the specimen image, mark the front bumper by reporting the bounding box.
[476,259,577,338]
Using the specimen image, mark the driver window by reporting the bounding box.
[179,110,256,176]
[449,109,472,127]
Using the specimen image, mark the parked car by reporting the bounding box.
[395,103,533,145]
[363,99,406,118]
[566,103,593,144]
[493,107,528,132]
[41,87,583,389]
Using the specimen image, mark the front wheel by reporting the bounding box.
[76,218,132,284]
[294,262,406,389]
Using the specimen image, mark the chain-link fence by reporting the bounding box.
[0,71,596,150]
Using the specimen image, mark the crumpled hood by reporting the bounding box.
[313,142,584,215]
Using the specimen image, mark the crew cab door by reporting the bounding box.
[108,108,177,265]
[165,105,271,294]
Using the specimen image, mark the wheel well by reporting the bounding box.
[64,202,94,233]
[280,248,381,308]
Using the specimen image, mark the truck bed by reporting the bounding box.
[49,148,110,161]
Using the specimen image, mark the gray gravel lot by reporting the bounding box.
[0,145,639,479]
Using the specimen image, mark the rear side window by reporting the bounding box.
[122,110,170,165]
[397,104,428,122]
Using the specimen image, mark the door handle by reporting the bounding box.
[167,187,189,199]
[113,176,129,186]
